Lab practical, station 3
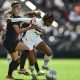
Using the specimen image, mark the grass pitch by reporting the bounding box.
[0,59,80,80]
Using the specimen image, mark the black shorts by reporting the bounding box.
[3,40,19,54]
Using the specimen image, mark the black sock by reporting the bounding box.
[8,60,19,77]
[35,61,39,73]
[20,50,29,69]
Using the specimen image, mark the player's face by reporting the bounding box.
[44,19,53,26]
[13,4,21,15]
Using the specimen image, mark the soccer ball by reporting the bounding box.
[46,69,57,80]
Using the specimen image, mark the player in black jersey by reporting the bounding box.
[3,1,40,79]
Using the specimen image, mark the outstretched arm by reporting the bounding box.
[7,18,38,23]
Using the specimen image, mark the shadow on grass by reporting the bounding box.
[31,75,46,80]
[31,75,38,80]
[14,75,46,80]
[14,79,24,80]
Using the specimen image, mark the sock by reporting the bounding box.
[20,50,29,69]
[8,60,19,77]
[35,61,39,73]
[7,54,12,64]
[43,55,52,67]
[29,65,35,75]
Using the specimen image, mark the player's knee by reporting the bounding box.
[12,57,17,62]
[11,55,20,63]
[46,49,52,56]
[47,52,52,56]
[13,59,20,64]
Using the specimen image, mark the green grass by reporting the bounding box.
[0,59,80,80]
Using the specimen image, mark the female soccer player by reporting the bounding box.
[21,12,54,75]
[3,1,41,79]
[18,11,45,75]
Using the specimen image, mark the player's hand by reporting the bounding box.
[6,18,11,23]
[30,24,45,33]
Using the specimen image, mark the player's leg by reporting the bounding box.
[18,50,35,75]
[18,51,30,75]
[34,53,39,73]
[32,49,39,73]
[28,48,45,75]
[33,50,45,75]
[7,42,35,78]
[16,42,36,75]
[7,50,29,75]
[35,59,45,75]
[7,42,28,78]
[7,51,20,79]
[20,51,27,69]
[22,38,38,75]
[27,49,36,75]
[36,41,52,70]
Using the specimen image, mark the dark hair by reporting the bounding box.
[11,1,21,8]
[43,12,54,21]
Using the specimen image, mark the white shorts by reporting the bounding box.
[22,30,43,50]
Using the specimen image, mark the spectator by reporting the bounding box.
[69,5,80,22]
[68,4,80,31]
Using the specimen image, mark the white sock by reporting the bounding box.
[7,54,12,64]
[43,55,52,67]
[29,65,35,75]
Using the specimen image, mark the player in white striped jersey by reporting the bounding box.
[21,12,54,75]
[19,12,45,75]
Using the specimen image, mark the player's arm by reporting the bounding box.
[8,18,32,23]
[31,23,45,34]
[12,23,43,34]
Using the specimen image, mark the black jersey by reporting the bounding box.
[3,14,21,53]
[4,14,21,42]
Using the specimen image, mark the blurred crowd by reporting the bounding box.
[0,0,80,58]
[32,0,80,52]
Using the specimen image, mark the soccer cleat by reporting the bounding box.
[37,70,45,75]
[18,69,30,75]
[42,65,49,70]
[6,75,14,80]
